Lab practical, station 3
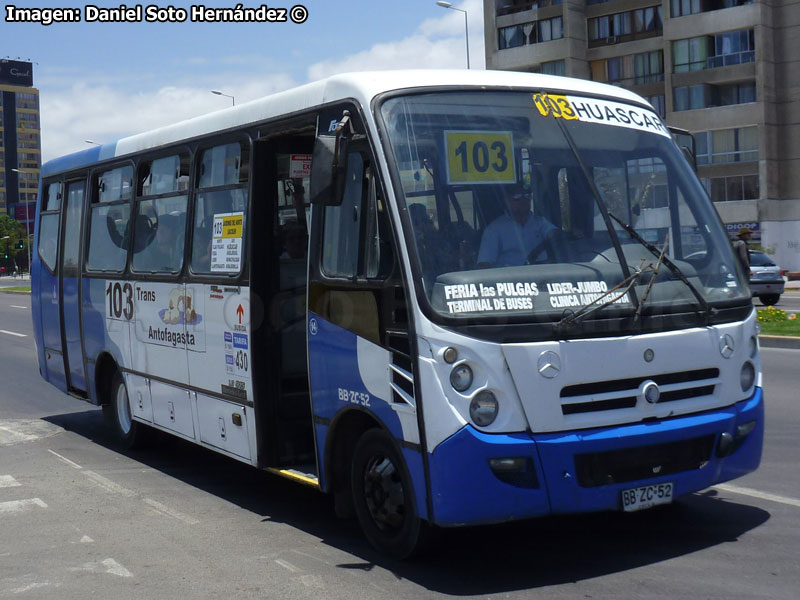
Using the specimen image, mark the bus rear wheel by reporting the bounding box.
[102,371,141,449]
[350,429,426,559]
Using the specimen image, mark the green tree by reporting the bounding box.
[0,215,26,264]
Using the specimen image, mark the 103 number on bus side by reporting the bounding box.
[105,281,134,321]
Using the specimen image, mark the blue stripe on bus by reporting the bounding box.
[308,313,430,516]
[307,313,405,440]
[427,388,763,526]
[41,142,118,178]
[82,278,128,403]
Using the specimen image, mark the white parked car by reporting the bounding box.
[749,250,784,306]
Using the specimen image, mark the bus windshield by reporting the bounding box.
[379,91,749,324]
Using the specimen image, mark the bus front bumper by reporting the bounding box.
[427,387,763,527]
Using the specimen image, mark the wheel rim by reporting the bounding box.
[362,454,406,532]
[116,383,132,435]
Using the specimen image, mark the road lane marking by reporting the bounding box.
[50,451,198,526]
[47,449,83,469]
[70,558,133,578]
[0,329,26,337]
[2,579,52,594]
[9,305,26,309]
[0,420,64,447]
[142,498,199,525]
[275,559,302,573]
[82,470,137,497]
[0,475,21,488]
[714,483,800,508]
[0,498,48,514]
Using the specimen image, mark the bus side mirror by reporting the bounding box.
[669,126,697,172]
[310,112,352,206]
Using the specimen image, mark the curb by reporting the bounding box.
[759,334,800,350]
[0,289,31,295]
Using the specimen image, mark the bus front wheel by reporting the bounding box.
[350,429,427,559]
[102,371,141,449]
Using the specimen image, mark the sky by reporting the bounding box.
[2,0,486,162]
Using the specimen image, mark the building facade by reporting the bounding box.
[0,59,41,235]
[484,0,800,270]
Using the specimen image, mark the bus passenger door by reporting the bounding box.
[307,115,418,493]
[35,181,68,391]
[251,133,315,470]
[60,180,87,393]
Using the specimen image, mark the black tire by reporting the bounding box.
[350,429,427,559]
[759,294,780,306]
[102,371,142,449]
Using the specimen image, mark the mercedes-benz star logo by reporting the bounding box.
[642,380,660,404]
[537,351,561,379]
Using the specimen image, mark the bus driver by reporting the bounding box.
[477,189,557,268]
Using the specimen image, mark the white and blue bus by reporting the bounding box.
[32,70,763,558]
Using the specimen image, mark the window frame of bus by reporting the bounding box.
[188,135,251,280]
[129,148,192,277]
[84,161,135,275]
[37,179,63,275]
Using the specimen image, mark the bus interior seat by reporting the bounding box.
[132,214,155,253]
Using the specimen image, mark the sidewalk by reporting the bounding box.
[0,273,30,292]
[785,278,800,292]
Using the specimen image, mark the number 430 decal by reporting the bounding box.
[105,281,134,321]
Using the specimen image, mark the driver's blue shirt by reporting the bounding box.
[477,212,556,267]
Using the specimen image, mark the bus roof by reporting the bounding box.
[42,69,651,178]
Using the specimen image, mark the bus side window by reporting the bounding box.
[322,153,364,277]
[321,153,393,279]
[44,181,62,211]
[38,214,60,273]
[62,181,85,273]
[131,153,190,274]
[38,181,62,273]
[191,141,249,275]
[86,164,133,272]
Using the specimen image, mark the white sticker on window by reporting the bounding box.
[211,212,244,273]
[532,93,670,138]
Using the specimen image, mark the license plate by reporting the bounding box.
[621,482,673,512]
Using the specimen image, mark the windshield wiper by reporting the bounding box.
[540,93,713,326]
[556,257,653,329]
[607,211,713,323]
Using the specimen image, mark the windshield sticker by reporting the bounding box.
[290,154,312,179]
[211,211,243,272]
[444,130,517,185]
[532,93,670,139]
[546,280,631,309]
[443,282,539,314]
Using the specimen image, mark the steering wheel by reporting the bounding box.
[526,238,550,264]
[527,230,566,264]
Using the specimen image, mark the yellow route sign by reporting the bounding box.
[445,130,516,184]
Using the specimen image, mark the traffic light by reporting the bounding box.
[2,253,7,259]
[16,239,24,250]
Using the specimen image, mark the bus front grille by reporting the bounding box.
[560,368,720,416]
[574,434,716,487]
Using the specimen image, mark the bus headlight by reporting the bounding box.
[740,361,755,392]
[470,391,498,427]
[450,364,473,392]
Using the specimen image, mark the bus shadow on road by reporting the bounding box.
[386,493,770,594]
[46,410,770,595]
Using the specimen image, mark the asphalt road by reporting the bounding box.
[1,292,799,599]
